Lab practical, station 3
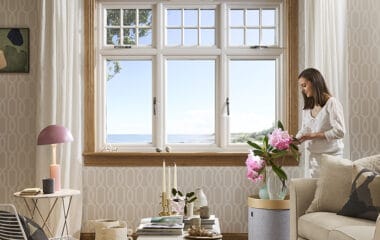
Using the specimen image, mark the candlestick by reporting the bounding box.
[162,161,166,193]
[174,163,177,190]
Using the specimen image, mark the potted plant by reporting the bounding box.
[171,188,197,215]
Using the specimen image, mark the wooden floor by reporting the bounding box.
[80,232,248,240]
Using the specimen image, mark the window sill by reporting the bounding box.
[83,152,299,167]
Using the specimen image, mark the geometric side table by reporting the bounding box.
[248,196,290,240]
[14,189,80,239]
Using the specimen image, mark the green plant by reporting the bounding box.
[172,188,197,214]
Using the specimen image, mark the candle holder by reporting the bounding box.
[159,192,170,216]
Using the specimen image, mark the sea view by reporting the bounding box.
[107,134,215,144]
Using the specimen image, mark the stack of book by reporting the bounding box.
[19,188,42,196]
[136,215,184,236]
[183,215,216,230]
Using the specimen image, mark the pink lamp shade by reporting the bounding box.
[37,125,73,192]
[37,125,73,145]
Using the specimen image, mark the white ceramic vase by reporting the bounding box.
[194,188,208,214]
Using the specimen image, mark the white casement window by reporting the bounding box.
[96,1,287,153]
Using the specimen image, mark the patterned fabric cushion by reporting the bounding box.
[337,164,380,221]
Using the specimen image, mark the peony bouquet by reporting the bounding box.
[246,121,299,188]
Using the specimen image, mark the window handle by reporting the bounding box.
[153,97,157,116]
[226,97,230,116]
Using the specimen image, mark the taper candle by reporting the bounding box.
[167,166,171,198]
[173,163,177,189]
[162,161,166,193]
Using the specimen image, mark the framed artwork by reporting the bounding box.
[0,28,29,73]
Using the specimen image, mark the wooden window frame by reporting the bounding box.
[83,0,299,167]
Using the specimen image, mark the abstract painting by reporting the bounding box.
[0,28,29,73]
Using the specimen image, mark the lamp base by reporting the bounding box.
[50,164,61,192]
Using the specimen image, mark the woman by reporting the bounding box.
[296,68,345,178]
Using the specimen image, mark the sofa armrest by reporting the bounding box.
[374,214,380,240]
[290,178,318,240]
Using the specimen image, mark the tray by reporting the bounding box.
[184,234,223,239]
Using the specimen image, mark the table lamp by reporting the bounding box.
[37,125,73,192]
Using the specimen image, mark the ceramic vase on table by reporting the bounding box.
[194,188,208,213]
[266,167,287,200]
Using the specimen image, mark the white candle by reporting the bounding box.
[174,163,177,190]
[162,161,166,193]
[167,166,171,198]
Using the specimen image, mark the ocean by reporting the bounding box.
[107,134,215,144]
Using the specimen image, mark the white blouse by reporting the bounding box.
[296,97,345,154]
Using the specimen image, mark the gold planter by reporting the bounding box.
[247,195,290,210]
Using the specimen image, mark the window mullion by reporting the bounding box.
[155,3,164,150]
[219,3,228,148]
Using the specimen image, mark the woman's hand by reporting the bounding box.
[298,132,325,143]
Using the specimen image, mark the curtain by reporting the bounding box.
[36,0,83,238]
[303,0,350,159]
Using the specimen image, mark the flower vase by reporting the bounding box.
[258,185,269,199]
[266,167,287,200]
[194,188,208,214]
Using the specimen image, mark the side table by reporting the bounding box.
[248,196,289,240]
[14,189,80,239]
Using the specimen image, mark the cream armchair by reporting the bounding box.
[290,178,379,240]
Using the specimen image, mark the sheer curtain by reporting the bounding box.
[303,0,350,159]
[36,0,83,238]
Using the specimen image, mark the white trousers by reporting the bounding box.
[307,151,343,178]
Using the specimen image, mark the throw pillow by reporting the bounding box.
[306,154,353,213]
[337,164,380,221]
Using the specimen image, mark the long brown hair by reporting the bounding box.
[298,68,331,109]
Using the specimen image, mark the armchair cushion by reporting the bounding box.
[298,212,375,240]
[306,154,353,213]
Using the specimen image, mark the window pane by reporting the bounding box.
[106,60,152,144]
[107,9,120,26]
[166,28,181,46]
[247,9,259,26]
[184,29,197,46]
[230,9,244,26]
[139,28,152,46]
[123,28,136,45]
[262,9,275,26]
[262,28,275,45]
[167,9,182,27]
[139,9,152,26]
[200,10,215,27]
[166,60,215,144]
[107,28,120,45]
[184,9,198,27]
[200,29,215,46]
[123,9,136,26]
[229,60,276,143]
[229,28,244,46]
[246,29,259,46]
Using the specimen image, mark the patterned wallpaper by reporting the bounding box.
[347,0,380,160]
[0,0,37,206]
[1,0,380,235]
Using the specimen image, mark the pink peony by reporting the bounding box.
[245,151,265,182]
[268,128,292,150]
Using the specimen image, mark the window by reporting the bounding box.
[84,0,299,166]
